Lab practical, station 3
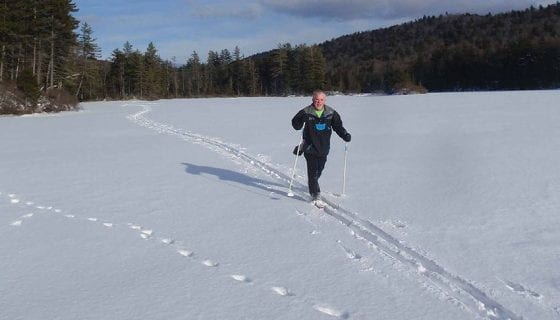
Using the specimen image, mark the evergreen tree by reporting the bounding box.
[185,51,201,96]
[108,48,125,98]
[43,0,79,89]
[17,68,40,106]
[74,22,100,100]
[219,48,233,94]
[231,46,243,96]
[142,42,163,99]
[206,50,219,95]
[269,44,288,94]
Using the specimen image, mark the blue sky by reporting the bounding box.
[72,0,557,63]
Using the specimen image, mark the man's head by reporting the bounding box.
[312,90,326,111]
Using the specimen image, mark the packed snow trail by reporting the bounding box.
[127,103,522,320]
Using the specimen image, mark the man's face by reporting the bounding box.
[312,93,326,110]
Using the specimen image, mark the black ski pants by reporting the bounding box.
[304,153,327,197]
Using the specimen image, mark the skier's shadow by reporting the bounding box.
[181,162,306,201]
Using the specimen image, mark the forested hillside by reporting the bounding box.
[1,2,559,114]
[319,3,560,93]
[0,0,81,114]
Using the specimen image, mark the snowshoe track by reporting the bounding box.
[2,190,348,319]
[127,104,523,319]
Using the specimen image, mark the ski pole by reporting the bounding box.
[287,124,305,197]
[342,142,348,196]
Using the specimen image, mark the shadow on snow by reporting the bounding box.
[181,162,307,202]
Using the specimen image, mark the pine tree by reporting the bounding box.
[269,44,288,94]
[108,48,125,99]
[310,46,326,90]
[122,42,143,98]
[299,45,315,93]
[185,51,201,96]
[42,0,79,89]
[75,22,100,100]
[232,46,242,96]
[206,50,219,95]
[219,48,233,94]
[142,42,163,99]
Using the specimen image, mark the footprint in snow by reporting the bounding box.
[177,249,193,257]
[269,192,281,200]
[337,241,362,260]
[10,199,20,204]
[416,263,427,274]
[10,220,23,227]
[503,279,542,299]
[313,304,349,319]
[202,260,219,267]
[391,220,407,229]
[10,212,35,226]
[230,275,251,283]
[103,223,114,228]
[160,238,174,245]
[139,229,153,239]
[87,218,98,222]
[271,286,293,296]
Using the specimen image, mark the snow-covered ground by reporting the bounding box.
[1,91,559,319]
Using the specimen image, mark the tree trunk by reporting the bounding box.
[0,44,5,81]
[36,40,43,88]
[50,15,55,88]
[75,52,86,97]
[33,8,37,76]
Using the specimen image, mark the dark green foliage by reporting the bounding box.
[17,68,40,105]
[320,3,560,93]
[0,0,80,112]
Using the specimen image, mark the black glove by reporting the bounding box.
[292,144,304,156]
[343,133,351,142]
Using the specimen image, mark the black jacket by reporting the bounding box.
[292,104,349,156]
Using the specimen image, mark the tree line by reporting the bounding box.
[1,2,560,114]
[320,3,560,93]
[100,42,326,100]
[0,0,327,108]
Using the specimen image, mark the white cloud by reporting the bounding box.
[261,0,559,20]
[190,2,263,19]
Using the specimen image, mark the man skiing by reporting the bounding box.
[291,90,351,205]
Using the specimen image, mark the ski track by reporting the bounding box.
[124,103,534,320]
[1,190,349,319]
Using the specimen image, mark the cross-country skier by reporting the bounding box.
[291,90,351,203]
